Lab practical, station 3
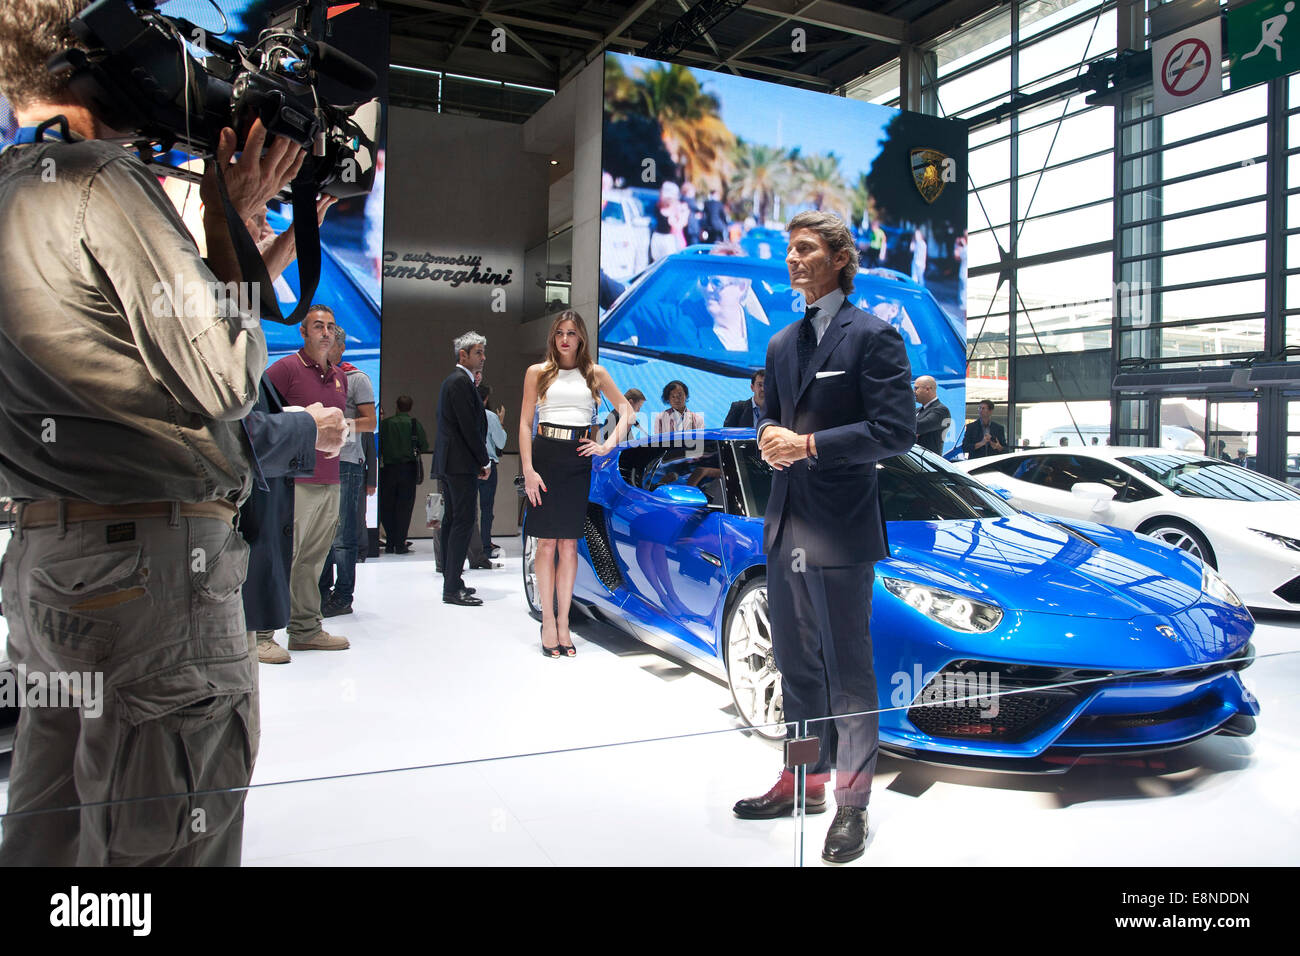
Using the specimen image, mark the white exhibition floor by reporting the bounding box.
[3,535,1300,866]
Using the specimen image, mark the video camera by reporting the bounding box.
[44,0,383,322]
[51,0,379,197]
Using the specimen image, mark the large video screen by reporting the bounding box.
[0,0,386,397]
[599,52,967,449]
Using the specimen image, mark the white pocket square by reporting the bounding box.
[815,370,845,379]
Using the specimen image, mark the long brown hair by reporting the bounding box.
[537,310,600,402]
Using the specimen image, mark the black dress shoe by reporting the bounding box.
[821,806,868,864]
[322,601,353,618]
[443,588,483,606]
[733,770,828,819]
[468,559,502,570]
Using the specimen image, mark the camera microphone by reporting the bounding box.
[306,39,376,93]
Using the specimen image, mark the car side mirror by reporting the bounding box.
[1071,482,1116,512]
[653,484,709,507]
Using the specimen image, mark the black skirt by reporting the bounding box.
[525,433,593,539]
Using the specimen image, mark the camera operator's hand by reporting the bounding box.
[202,120,306,224]
[305,402,346,458]
[201,120,306,286]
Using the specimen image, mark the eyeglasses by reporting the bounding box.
[703,276,746,291]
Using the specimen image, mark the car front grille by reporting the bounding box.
[584,505,624,593]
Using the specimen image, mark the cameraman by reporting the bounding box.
[0,0,306,866]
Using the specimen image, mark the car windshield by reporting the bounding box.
[731,442,1016,520]
[600,257,964,376]
[1119,454,1300,501]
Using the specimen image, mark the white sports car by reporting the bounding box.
[956,447,1300,614]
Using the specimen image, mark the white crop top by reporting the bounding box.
[537,367,597,427]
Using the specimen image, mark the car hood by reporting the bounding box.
[884,514,1207,619]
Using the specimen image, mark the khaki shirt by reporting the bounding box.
[0,138,266,504]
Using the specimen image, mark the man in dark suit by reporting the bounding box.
[913,375,951,455]
[724,370,766,429]
[736,211,915,864]
[962,400,1007,458]
[241,376,347,664]
[702,188,729,243]
[433,332,491,606]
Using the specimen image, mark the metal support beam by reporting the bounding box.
[487,17,554,67]
[561,0,658,83]
[744,0,905,45]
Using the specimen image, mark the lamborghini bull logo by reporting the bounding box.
[911,147,950,204]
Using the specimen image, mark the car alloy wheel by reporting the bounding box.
[522,533,541,617]
[725,579,785,740]
[1141,520,1216,567]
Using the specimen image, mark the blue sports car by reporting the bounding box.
[523,431,1259,770]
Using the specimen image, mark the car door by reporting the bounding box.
[607,441,730,653]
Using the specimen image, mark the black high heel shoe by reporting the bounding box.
[557,631,577,657]
[540,624,561,659]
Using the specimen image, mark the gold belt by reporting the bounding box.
[538,424,588,441]
[18,498,237,530]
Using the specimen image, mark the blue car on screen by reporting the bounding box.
[523,432,1259,770]
[598,251,966,450]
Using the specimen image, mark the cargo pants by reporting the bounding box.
[0,507,258,866]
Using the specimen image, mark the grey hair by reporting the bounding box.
[787,210,859,294]
[454,331,486,359]
[333,325,347,346]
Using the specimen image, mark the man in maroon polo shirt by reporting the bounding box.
[265,305,351,653]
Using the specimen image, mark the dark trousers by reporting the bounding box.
[319,460,365,605]
[479,461,498,554]
[767,522,878,808]
[379,460,418,552]
[439,473,477,595]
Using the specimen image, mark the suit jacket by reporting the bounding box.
[758,298,915,566]
[702,199,728,242]
[962,419,1008,458]
[239,375,318,632]
[915,399,951,454]
[724,398,760,429]
[432,368,488,477]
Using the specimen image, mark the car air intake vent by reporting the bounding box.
[907,662,1080,742]
[1274,575,1300,604]
[584,504,624,593]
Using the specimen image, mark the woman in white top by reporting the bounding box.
[652,380,705,436]
[520,311,634,658]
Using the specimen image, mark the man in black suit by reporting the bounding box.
[433,332,491,606]
[723,370,766,429]
[241,377,347,664]
[702,188,729,243]
[913,375,951,455]
[735,211,915,864]
[962,400,1007,459]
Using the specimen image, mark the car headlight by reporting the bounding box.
[1201,565,1243,607]
[1250,528,1300,553]
[881,577,1004,633]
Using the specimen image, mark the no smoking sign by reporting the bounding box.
[1163,38,1211,96]
[1153,19,1223,116]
